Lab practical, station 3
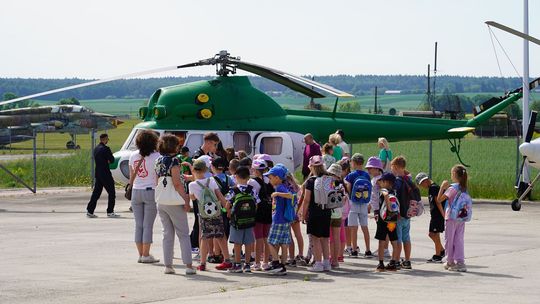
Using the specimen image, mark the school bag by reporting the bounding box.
[254,177,273,224]
[230,185,257,229]
[380,189,400,223]
[398,176,424,217]
[446,184,473,222]
[314,175,345,209]
[196,179,221,219]
[350,174,372,205]
[213,175,231,196]
[283,195,296,223]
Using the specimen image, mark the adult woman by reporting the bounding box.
[155,134,196,275]
[377,137,393,172]
[129,130,161,264]
[328,133,343,161]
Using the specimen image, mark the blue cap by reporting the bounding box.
[264,165,287,180]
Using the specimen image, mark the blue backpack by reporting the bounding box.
[445,183,472,222]
[351,175,372,205]
[283,195,296,223]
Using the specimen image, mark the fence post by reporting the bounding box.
[32,128,37,193]
[429,140,433,178]
[91,129,96,189]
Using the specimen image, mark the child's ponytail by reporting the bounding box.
[452,165,468,191]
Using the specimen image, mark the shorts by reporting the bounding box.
[267,223,291,245]
[375,219,398,241]
[307,215,331,238]
[254,222,271,239]
[229,226,255,245]
[330,220,346,243]
[396,217,411,243]
[348,206,368,227]
[200,216,225,239]
[330,218,342,228]
[429,215,445,233]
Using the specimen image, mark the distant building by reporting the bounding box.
[384,90,401,94]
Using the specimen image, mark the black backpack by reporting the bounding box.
[213,175,231,196]
[254,177,273,224]
[230,185,257,229]
[396,175,421,218]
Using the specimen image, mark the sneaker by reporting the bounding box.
[440,249,446,258]
[251,263,262,271]
[364,251,374,258]
[427,255,443,263]
[185,267,197,275]
[345,247,353,256]
[395,260,402,270]
[337,256,344,263]
[207,255,219,263]
[228,263,243,273]
[197,264,206,271]
[295,255,307,266]
[140,255,160,263]
[351,250,359,257]
[86,212,98,218]
[137,256,142,263]
[191,248,200,254]
[262,263,271,271]
[402,260,412,269]
[450,262,467,272]
[444,262,455,270]
[322,260,331,271]
[107,212,120,218]
[267,263,287,276]
[243,263,252,273]
[376,262,386,272]
[384,249,391,257]
[288,259,297,267]
[385,261,397,271]
[216,261,233,270]
[331,262,340,269]
[308,262,324,272]
[164,266,175,274]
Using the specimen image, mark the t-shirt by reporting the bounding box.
[129,151,161,189]
[369,174,382,212]
[345,170,371,213]
[338,141,350,156]
[322,154,336,169]
[229,183,259,205]
[444,184,459,207]
[429,182,444,219]
[178,155,192,174]
[305,176,332,218]
[378,149,393,171]
[188,177,220,204]
[272,183,292,224]
[333,145,343,161]
[302,142,321,176]
[214,173,235,195]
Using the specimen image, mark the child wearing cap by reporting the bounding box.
[366,157,390,257]
[250,158,274,271]
[344,153,373,258]
[416,172,445,263]
[188,159,232,271]
[265,165,294,275]
[301,155,332,272]
[374,172,400,272]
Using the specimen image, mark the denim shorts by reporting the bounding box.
[396,217,411,243]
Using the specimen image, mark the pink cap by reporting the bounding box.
[309,155,323,167]
[255,153,273,163]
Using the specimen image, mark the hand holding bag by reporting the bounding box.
[124,156,144,200]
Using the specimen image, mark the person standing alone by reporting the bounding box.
[87,133,119,218]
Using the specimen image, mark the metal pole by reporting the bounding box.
[516,135,521,182]
[32,128,37,193]
[91,129,95,188]
[522,0,530,183]
[429,140,433,178]
[42,131,45,150]
[374,86,378,114]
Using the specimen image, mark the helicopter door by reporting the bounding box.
[255,132,294,172]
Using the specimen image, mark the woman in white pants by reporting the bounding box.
[129,130,161,263]
[155,134,196,275]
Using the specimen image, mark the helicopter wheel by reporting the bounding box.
[66,141,76,149]
[511,199,521,211]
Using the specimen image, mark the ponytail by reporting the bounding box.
[452,165,468,191]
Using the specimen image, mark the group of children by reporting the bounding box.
[163,135,472,275]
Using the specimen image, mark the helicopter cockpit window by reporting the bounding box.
[233,132,252,154]
[185,134,203,153]
[260,137,283,155]
[164,131,187,147]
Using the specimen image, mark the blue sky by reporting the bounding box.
[0,0,538,78]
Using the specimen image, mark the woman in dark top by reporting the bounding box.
[300,155,332,272]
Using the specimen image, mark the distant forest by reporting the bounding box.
[0,75,528,101]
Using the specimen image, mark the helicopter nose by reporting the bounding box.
[520,140,540,163]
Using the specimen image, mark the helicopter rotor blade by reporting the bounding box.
[486,21,540,46]
[232,60,353,98]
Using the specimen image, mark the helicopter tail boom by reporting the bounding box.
[465,92,522,128]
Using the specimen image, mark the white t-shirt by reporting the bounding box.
[338,141,350,156]
[129,151,161,189]
[188,177,220,203]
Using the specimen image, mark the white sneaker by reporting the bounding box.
[164,266,175,274]
[450,262,467,272]
[322,259,331,272]
[251,263,262,271]
[185,267,197,275]
[308,262,324,272]
[141,255,160,263]
[137,256,142,263]
[444,262,456,270]
[107,212,121,218]
[86,212,98,218]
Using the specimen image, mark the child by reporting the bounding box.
[227,166,258,273]
[391,156,420,269]
[416,172,445,263]
[210,157,235,263]
[281,168,304,267]
[327,163,345,268]
[301,155,332,272]
[437,165,470,272]
[188,159,232,271]
[339,158,353,257]
[228,159,240,182]
[251,159,274,271]
[265,165,294,275]
[322,143,336,169]
[366,157,389,257]
[344,153,373,258]
[178,146,192,174]
[377,137,393,172]
[374,173,400,271]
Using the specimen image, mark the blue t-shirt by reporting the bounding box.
[272,183,290,224]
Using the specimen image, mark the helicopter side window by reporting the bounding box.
[185,134,203,153]
[165,131,187,147]
[260,137,283,155]
[125,129,140,151]
[233,132,252,154]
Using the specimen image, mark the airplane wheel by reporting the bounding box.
[66,141,76,149]
[511,199,521,211]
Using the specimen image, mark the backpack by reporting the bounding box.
[196,179,221,219]
[230,185,257,229]
[446,184,473,222]
[380,190,400,223]
[213,175,231,196]
[254,177,273,224]
[314,175,345,209]
[350,174,372,205]
[399,176,424,218]
[283,195,296,223]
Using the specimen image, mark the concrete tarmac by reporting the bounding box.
[1,191,539,303]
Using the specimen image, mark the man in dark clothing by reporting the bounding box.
[86,134,119,218]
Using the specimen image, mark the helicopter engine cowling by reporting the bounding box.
[519,138,540,170]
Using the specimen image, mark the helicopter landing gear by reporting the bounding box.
[66,134,80,150]
[448,138,470,167]
[512,172,540,211]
